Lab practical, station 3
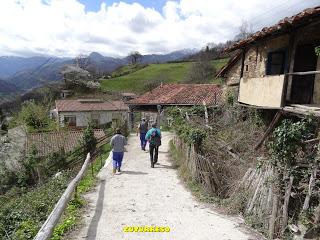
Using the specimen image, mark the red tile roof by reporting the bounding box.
[127,84,222,106]
[226,6,320,52]
[26,129,106,157]
[56,99,128,112]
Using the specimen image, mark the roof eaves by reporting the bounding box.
[225,6,320,52]
[216,51,242,77]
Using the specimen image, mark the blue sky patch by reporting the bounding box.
[78,0,171,12]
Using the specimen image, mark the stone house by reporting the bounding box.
[52,99,128,128]
[217,6,320,115]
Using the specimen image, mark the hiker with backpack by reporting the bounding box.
[137,118,148,151]
[110,128,126,174]
[145,123,161,168]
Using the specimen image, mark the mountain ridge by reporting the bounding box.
[0,49,197,91]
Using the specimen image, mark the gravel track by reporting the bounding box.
[70,132,261,240]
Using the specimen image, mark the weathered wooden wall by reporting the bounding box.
[172,137,220,195]
[238,75,285,108]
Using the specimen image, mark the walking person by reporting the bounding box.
[145,123,161,168]
[137,118,148,150]
[110,128,126,174]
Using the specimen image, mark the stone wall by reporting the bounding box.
[0,126,26,171]
[224,57,242,86]
[242,34,290,80]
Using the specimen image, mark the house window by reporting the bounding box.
[64,115,76,126]
[266,50,286,75]
[245,65,249,71]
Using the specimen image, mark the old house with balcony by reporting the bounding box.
[217,6,320,116]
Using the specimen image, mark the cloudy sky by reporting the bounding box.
[0,0,319,57]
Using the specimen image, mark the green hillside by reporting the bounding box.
[101,58,228,93]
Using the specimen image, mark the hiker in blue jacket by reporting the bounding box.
[145,123,161,168]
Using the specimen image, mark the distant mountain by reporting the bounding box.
[85,50,197,73]
[0,56,53,79]
[0,49,196,90]
[0,79,18,93]
[86,52,127,74]
[140,49,198,64]
[8,58,73,90]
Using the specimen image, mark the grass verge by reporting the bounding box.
[51,144,111,240]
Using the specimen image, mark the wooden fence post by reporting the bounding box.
[91,162,94,177]
[74,186,78,199]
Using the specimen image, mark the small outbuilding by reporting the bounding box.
[127,83,222,125]
[52,99,128,128]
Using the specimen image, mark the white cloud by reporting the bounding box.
[0,0,318,57]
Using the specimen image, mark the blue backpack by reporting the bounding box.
[150,130,161,147]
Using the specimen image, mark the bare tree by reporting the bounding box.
[74,54,90,69]
[61,65,91,88]
[234,20,254,41]
[143,73,169,92]
[0,108,7,132]
[185,55,216,84]
[128,51,143,65]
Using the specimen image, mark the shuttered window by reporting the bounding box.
[266,50,286,75]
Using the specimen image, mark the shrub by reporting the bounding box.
[13,220,39,240]
[315,46,320,56]
[167,106,207,151]
[82,124,97,154]
[11,100,58,132]
[0,171,73,239]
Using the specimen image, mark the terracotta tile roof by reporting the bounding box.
[127,84,222,106]
[226,6,320,52]
[26,129,105,157]
[56,99,128,112]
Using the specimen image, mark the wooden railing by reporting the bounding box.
[285,70,320,76]
[34,153,91,240]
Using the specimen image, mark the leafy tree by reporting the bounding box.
[15,100,57,132]
[82,124,97,154]
[18,145,39,186]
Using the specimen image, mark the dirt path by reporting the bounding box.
[71,132,261,240]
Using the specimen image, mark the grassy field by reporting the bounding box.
[111,64,148,78]
[101,58,228,93]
